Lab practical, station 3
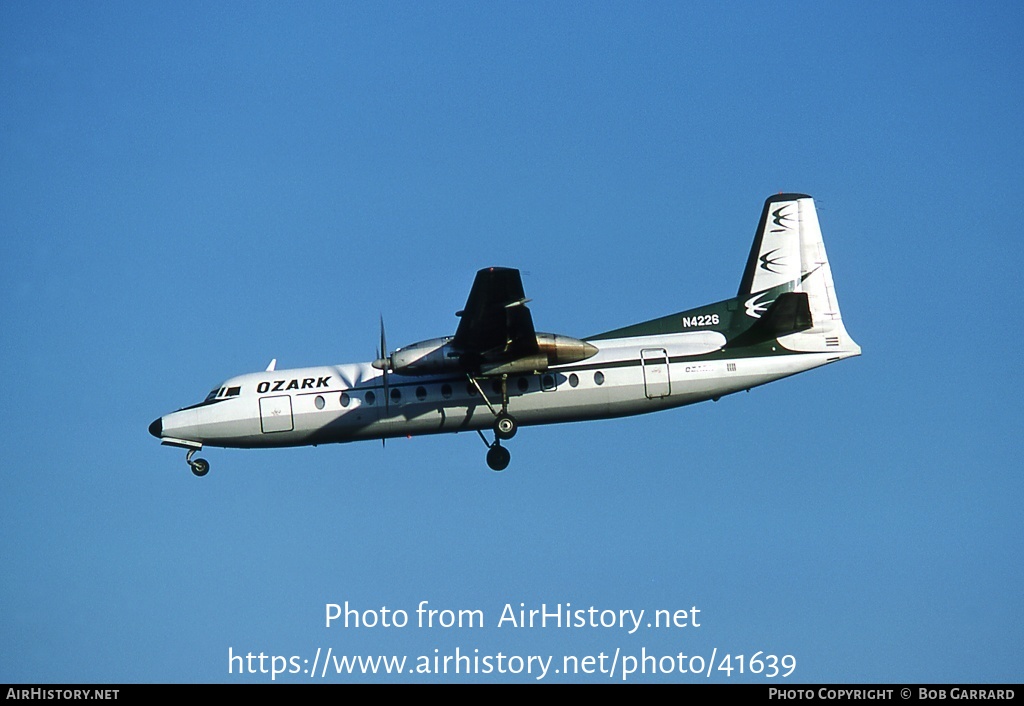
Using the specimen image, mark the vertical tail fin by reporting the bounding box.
[737,194,860,356]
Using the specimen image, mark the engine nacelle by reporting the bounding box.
[388,336,461,375]
[382,333,598,377]
[536,333,599,366]
[478,333,598,376]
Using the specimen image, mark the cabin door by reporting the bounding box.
[641,348,671,399]
[259,395,294,433]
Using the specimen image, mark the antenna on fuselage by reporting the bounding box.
[266,358,277,372]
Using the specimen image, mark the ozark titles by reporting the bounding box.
[256,376,331,394]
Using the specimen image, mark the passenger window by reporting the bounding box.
[365,391,376,405]
[594,371,605,385]
[416,386,427,401]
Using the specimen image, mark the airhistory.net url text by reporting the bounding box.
[228,646,797,681]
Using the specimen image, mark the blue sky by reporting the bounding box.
[1,2,1021,683]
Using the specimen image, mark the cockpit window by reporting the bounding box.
[181,385,238,412]
[205,385,241,402]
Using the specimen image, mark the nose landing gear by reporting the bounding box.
[186,449,210,477]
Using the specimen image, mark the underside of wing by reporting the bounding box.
[454,267,539,362]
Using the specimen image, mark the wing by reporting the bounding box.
[453,267,539,363]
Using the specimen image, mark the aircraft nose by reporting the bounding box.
[148,417,163,438]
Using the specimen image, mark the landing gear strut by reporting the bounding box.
[469,373,519,470]
[186,448,210,477]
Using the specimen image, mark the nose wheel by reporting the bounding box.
[186,449,210,477]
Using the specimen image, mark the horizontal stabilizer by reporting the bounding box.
[726,292,812,349]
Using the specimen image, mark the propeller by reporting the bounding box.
[372,314,391,417]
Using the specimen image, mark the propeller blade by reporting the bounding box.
[379,314,390,414]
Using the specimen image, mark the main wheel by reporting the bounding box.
[486,444,511,472]
[190,458,210,477]
[494,413,517,441]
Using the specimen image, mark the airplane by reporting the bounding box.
[149,193,860,475]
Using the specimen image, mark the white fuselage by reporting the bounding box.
[155,330,852,451]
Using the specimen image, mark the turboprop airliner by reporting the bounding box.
[149,193,860,474]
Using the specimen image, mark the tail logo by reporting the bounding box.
[744,291,774,319]
[771,205,795,233]
[759,248,788,274]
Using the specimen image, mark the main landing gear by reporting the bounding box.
[477,422,512,471]
[468,373,519,471]
[484,439,511,472]
[186,448,210,477]
[494,412,517,440]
